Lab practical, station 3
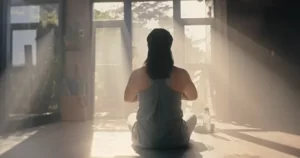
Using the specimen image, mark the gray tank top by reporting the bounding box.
[133,78,189,149]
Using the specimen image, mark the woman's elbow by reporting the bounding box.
[124,95,137,103]
[124,96,131,102]
[189,94,198,101]
[188,92,198,101]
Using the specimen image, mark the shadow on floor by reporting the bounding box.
[214,105,300,157]
[91,141,208,158]
[210,133,231,141]
[208,93,300,157]
[218,112,300,136]
[219,128,300,157]
[100,141,206,158]
[132,140,213,158]
[222,154,260,158]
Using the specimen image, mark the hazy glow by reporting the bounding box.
[90,132,137,157]
[184,25,211,64]
[2,1,299,158]
[93,1,213,116]
[94,2,123,12]
[181,0,211,18]
[93,2,123,21]
[94,27,129,115]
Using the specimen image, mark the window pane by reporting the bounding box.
[94,27,128,116]
[183,25,212,114]
[93,2,124,21]
[11,6,40,23]
[12,30,37,66]
[181,0,214,18]
[184,25,211,64]
[132,1,173,26]
[183,69,213,114]
[95,28,124,65]
[11,4,59,24]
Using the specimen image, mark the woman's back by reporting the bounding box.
[125,28,197,149]
[129,67,193,148]
[136,78,188,148]
[137,78,182,123]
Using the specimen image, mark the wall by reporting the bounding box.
[64,0,93,120]
[225,0,300,132]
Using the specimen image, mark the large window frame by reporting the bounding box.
[91,0,216,115]
[0,0,65,133]
[9,0,64,67]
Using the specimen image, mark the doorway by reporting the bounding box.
[92,0,215,119]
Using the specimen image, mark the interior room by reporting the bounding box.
[1,0,300,157]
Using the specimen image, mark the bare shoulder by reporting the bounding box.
[130,67,149,91]
[131,67,146,77]
[169,66,190,92]
[130,67,148,84]
[172,66,189,77]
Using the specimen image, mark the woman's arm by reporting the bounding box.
[124,70,139,103]
[181,69,198,101]
[181,93,189,100]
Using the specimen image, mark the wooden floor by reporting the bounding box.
[1,119,300,158]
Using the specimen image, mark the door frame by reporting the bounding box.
[0,0,8,132]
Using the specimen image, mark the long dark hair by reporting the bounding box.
[145,28,174,79]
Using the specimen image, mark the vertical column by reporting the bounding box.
[123,0,132,116]
[0,0,6,75]
[0,0,7,132]
[173,0,184,67]
[62,0,93,121]
[0,0,8,73]
[0,0,9,133]
[124,0,132,76]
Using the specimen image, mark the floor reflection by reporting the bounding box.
[1,119,300,158]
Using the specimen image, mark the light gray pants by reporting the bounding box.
[127,113,197,138]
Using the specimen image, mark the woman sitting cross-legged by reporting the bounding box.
[124,28,198,149]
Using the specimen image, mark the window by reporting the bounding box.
[184,25,211,64]
[93,2,124,21]
[5,3,62,123]
[181,0,214,18]
[11,6,40,24]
